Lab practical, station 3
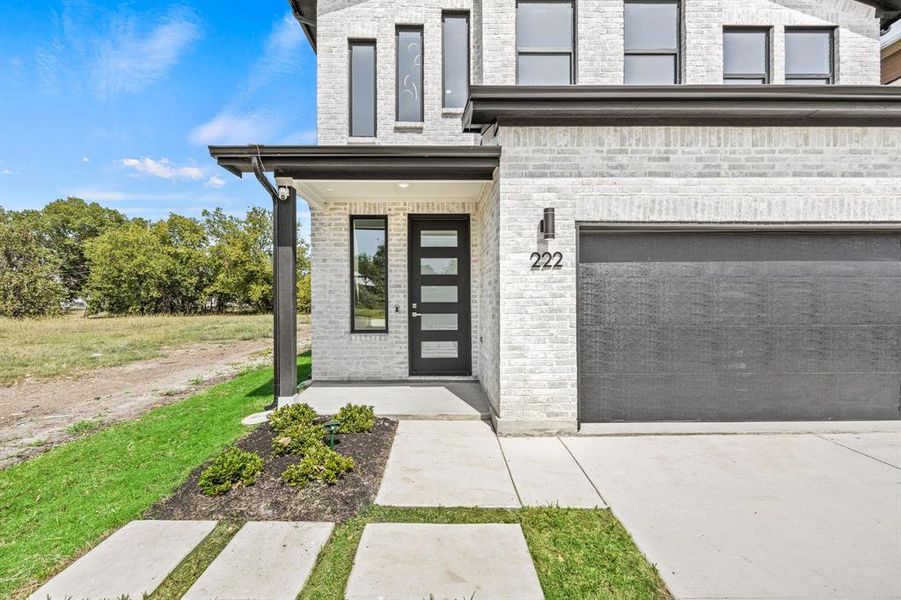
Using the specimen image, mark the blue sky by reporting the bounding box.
[0,0,316,236]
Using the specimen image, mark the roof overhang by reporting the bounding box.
[208,145,501,180]
[289,0,317,52]
[859,0,901,31]
[463,85,901,131]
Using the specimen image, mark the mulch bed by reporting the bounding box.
[147,418,397,522]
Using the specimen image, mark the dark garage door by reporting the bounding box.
[578,230,901,422]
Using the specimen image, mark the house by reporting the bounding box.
[884,23,901,83]
[210,0,901,434]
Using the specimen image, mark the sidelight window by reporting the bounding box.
[349,41,377,137]
[351,216,388,332]
[442,12,470,108]
[396,27,424,121]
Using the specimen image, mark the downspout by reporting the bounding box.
[252,153,279,203]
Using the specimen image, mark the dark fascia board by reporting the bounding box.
[289,0,317,52]
[858,0,901,31]
[208,145,501,180]
[462,85,901,131]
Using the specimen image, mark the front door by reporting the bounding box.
[409,215,471,376]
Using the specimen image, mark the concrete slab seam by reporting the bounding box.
[557,436,609,506]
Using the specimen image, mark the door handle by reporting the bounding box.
[411,311,422,318]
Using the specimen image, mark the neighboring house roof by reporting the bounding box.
[289,0,901,50]
[883,37,901,83]
[462,85,901,131]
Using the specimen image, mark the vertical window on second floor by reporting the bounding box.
[723,28,770,84]
[785,28,834,85]
[396,26,424,122]
[350,41,376,137]
[442,12,470,109]
[624,0,680,84]
[516,0,574,85]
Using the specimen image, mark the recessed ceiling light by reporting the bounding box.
[397,182,410,189]
[325,187,335,192]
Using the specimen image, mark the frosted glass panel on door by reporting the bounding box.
[421,230,457,247]
[421,341,458,358]
[422,313,458,331]
[421,286,457,302]
[421,258,458,275]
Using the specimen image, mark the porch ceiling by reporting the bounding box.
[290,179,489,207]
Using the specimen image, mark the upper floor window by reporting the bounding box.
[442,12,470,109]
[516,0,574,85]
[723,28,770,84]
[350,41,376,137]
[396,26,424,122]
[785,28,834,85]
[624,0,680,84]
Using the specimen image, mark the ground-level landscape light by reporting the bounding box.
[324,420,341,448]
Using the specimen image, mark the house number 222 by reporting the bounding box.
[530,252,563,269]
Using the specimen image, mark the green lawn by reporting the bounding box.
[0,312,283,384]
[0,353,312,598]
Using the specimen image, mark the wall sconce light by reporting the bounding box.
[539,207,556,240]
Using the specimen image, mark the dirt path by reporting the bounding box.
[0,325,310,468]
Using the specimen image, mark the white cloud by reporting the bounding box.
[189,111,280,145]
[205,176,226,189]
[2,169,13,176]
[239,13,304,100]
[82,156,91,162]
[121,157,204,182]
[280,130,318,145]
[94,11,201,97]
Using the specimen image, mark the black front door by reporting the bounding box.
[409,215,471,376]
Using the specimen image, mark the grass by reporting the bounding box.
[0,352,312,598]
[300,506,671,600]
[64,416,105,437]
[148,521,243,599]
[0,312,287,385]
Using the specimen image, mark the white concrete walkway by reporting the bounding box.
[30,520,216,600]
[346,523,544,600]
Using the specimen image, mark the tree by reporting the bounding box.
[30,198,127,301]
[0,218,67,318]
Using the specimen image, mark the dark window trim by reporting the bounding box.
[723,26,772,83]
[515,0,576,84]
[784,26,836,84]
[624,0,682,84]
[441,11,471,109]
[349,39,377,137]
[395,25,425,122]
[350,215,389,334]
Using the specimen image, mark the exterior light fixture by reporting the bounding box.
[323,419,341,449]
[539,207,556,240]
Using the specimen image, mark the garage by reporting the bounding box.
[577,229,901,423]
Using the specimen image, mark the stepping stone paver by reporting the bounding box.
[376,421,520,507]
[346,523,544,600]
[501,437,606,507]
[30,519,216,600]
[183,521,334,600]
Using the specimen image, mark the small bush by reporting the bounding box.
[281,445,355,487]
[268,403,317,435]
[198,447,264,496]
[271,423,327,456]
[335,403,375,433]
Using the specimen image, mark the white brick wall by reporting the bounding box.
[310,199,483,380]
[316,0,881,145]
[494,125,901,433]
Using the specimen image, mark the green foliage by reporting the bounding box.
[335,403,375,433]
[268,402,318,435]
[198,447,265,496]
[0,218,67,317]
[271,423,327,456]
[282,445,355,487]
[65,417,104,437]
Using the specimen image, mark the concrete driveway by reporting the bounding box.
[563,432,901,599]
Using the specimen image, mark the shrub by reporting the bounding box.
[281,445,355,487]
[271,423,327,456]
[198,447,264,496]
[335,403,375,433]
[268,403,317,435]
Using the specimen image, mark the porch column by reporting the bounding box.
[272,185,297,404]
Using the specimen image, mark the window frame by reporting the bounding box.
[623,0,682,85]
[515,0,576,85]
[722,26,771,84]
[395,25,425,122]
[348,39,377,138]
[349,215,389,334]
[784,27,835,85]
[441,11,471,109]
